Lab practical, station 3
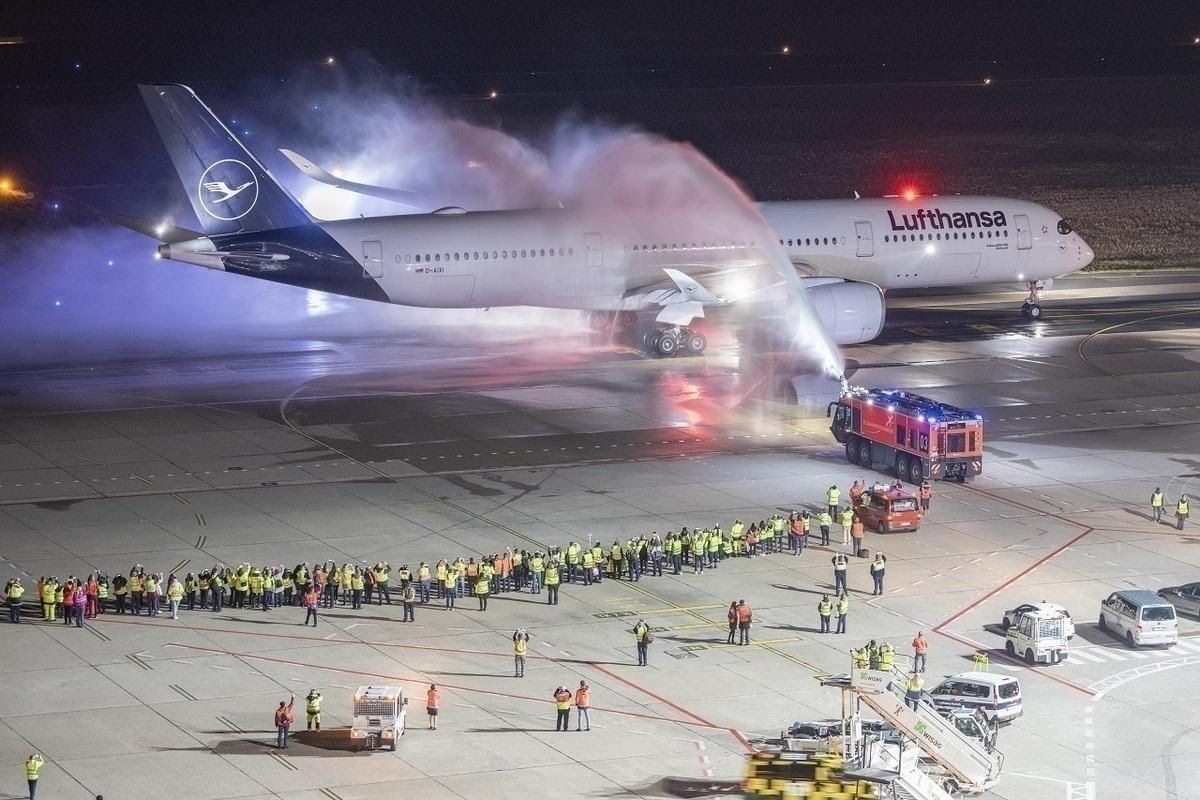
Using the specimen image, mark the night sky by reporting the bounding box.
[2,2,1198,226]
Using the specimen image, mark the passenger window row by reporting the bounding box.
[401,247,574,264]
[780,236,845,247]
[883,230,1009,243]
[623,241,758,253]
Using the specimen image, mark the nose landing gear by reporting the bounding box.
[1020,281,1044,319]
[644,326,707,357]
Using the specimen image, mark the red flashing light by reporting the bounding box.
[902,187,917,202]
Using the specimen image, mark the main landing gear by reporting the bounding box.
[1020,281,1044,319]
[644,326,707,357]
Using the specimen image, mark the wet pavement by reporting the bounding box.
[2,272,1200,800]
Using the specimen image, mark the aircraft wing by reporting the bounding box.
[278,149,425,212]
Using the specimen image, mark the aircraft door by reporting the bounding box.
[1014,215,1032,250]
[362,240,384,278]
[854,221,874,257]
[584,233,603,267]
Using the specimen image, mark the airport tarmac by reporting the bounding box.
[2,273,1200,800]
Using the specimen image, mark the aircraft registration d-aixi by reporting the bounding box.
[129,84,1093,354]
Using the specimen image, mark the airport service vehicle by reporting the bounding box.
[829,387,983,482]
[1004,608,1069,664]
[1099,590,1179,647]
[855,485,921,533]
[1002,601,1075,638]
[1158,581,1200,618]
[350,685,407,750]
[122,84,1094,359]
[925,673,1023,723]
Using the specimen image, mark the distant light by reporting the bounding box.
[902,187,917,201]
[54,299,62,307]
[888,405,896,412]
[242,130,250,135]
[231,118,238,124]
[312,104,319,111]
[72,62,81,70]
[106,259,114,267]
[0,179,9,192]
[154,223,167,236]
[982,77,992,86]
[326,56,336,65]
[866,398,874,406]
[918,414,925,422]
[925,244,935,254]
[1194,36,1199,45]
[488,90,498,100]
[781,45,790,55]
[50,201,60,210]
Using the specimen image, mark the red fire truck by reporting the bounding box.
[827,387,983,482]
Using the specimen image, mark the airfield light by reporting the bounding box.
[326,56,336,65]
[982,77,992,86]
[781,45,790,55]
[1194,36,1199,45]
[488,90,498,100]
[106,259,114,267]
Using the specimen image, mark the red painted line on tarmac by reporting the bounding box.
[932,482,1097,696]
[590,663,754,752]
[168,642,740,733]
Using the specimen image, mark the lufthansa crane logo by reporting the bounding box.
[197,159,259,221]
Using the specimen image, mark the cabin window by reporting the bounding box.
[568,248,574,256]
[968,431,977,451]
[435,253,440,262]
[948,433,966,453]
[896,424,907,446]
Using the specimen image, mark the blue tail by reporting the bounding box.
[138,83,311,236]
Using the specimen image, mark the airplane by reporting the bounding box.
[132,84,1094,354]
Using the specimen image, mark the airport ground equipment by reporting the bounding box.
[819,659,1003,796]
[1005,608,1069,664]
[829,387,983,482]
[350,685,407,751]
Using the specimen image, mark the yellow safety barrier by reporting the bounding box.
[972,651,990,672]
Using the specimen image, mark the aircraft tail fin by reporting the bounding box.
[138,83,311,236]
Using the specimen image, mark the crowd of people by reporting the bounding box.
[3,479,930,627]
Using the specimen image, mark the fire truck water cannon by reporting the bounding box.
[828,387,984,483]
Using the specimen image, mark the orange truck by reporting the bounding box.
[855,485,921,533]
[828,386,983,482]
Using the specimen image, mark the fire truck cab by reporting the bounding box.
[828,387,983,482]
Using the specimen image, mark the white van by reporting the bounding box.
[1099,590,1178,647]
[926,672,1023,723]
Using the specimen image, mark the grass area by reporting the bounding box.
[1083,258,1200,272]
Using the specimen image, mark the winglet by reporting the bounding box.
[279,148,424,211]
[663,268,724,305]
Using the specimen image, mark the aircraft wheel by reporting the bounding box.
[589,312,611,331]
[1028,303,1043,319]
[618,311,637,328]
[655,331,679,356]
[686,333,707,355]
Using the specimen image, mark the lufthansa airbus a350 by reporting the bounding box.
[129,84,1093,354]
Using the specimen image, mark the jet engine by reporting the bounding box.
[803,277,886,344]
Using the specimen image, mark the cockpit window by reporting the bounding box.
[1057,219,1073,235]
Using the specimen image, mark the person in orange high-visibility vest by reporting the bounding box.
[574,680,591,731]
[426,684,440,730]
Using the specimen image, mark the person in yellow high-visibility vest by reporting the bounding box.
[1177,495,1190,531]
[26,753,44,800]
[1150,487,1164,522]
